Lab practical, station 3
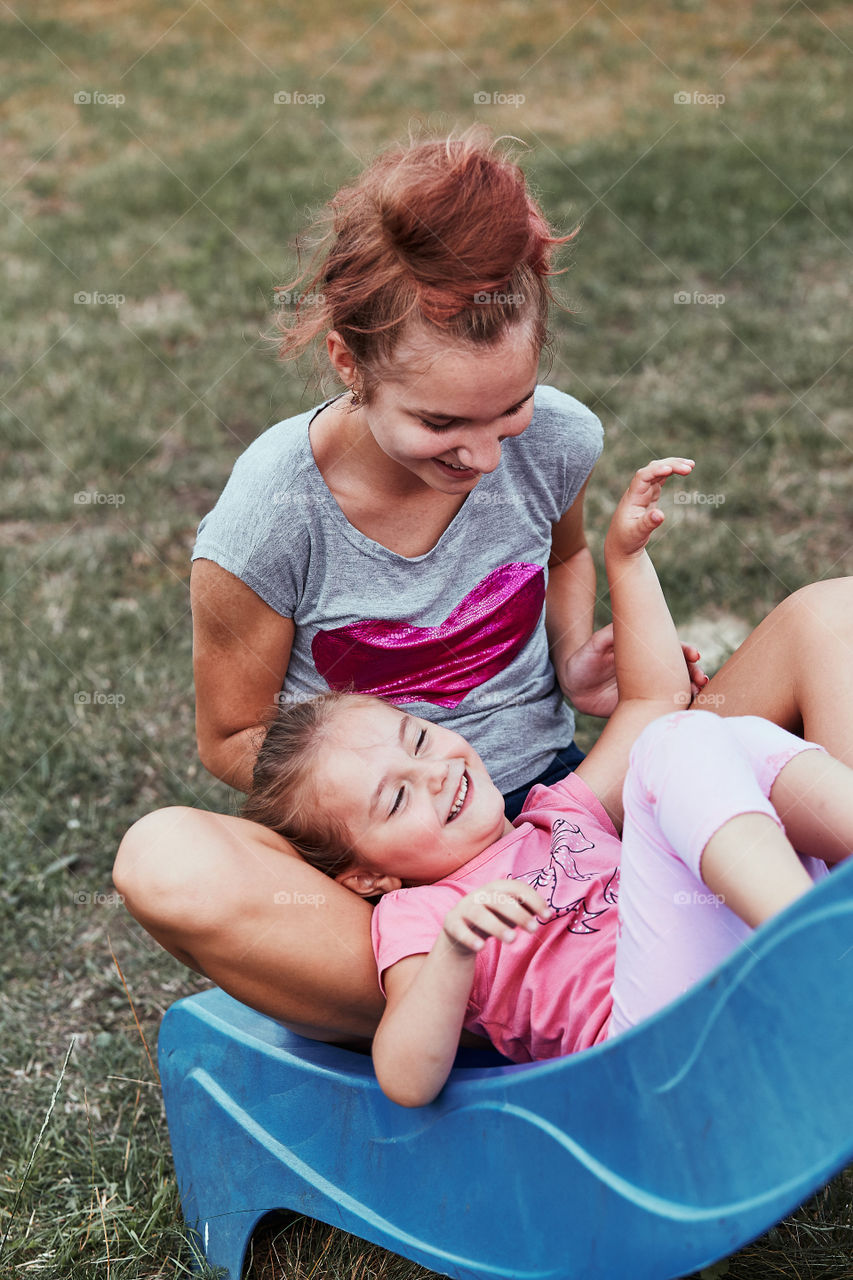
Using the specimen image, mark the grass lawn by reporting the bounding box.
[1,1,852,1276]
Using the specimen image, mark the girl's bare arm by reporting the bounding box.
[545,478,597,701]
[372,881,549,1107]
[191,559,294,791]
[575,459,694,830]
[548,474,706,717]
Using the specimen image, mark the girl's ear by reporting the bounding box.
[326,331,358,386]
[335,867,402,897]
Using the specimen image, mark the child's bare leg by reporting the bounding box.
[697,578,853,765]
[767,750,853,864]
[700,813,814,929]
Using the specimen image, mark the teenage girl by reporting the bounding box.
[240,459,853,1105]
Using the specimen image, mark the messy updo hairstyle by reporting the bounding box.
[274,124,579,402]
[242,690,378,877]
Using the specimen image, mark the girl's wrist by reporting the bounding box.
[604,536,647,565]
[436,929,481,965]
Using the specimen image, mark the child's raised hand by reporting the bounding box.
[604,457,695,561]
[442,879,552,955]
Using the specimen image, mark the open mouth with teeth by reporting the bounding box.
[446,771,469,823]
[434,458,477,477]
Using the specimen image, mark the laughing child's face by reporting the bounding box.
[310,699,513,896]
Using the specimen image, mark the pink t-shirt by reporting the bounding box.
[371,772,621,1063]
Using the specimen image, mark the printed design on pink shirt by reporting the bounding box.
[560,896,607,935]
[311,562,545,708]
[513,817,619,935]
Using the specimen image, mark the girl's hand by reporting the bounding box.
[604,457,695,561]
[680,642,709,697]
[562,625,618,717]
[565,627,708,717]
[442,880,551,954]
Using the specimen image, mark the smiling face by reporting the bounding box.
[328,322,541,496]
[311,698,513,895]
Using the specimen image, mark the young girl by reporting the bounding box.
[243,459,853,1105]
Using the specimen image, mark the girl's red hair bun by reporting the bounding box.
[276,125,578,384]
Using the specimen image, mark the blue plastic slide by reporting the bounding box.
[159,855,853,1280]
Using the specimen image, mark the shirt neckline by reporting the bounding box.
[302,396,481,564]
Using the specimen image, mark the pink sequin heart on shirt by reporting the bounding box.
[311,562,545,708]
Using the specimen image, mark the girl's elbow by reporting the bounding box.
[374,1055,443,1108]
[379,1077,442,1108]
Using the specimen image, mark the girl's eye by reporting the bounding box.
[389,727,426,813]
[419,395,530,431]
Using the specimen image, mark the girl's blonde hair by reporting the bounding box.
[242,690,378,876]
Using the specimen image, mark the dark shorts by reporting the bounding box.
[501,740,586,822]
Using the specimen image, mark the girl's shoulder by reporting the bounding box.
[224,405,319,488]
[499,386,604,517]
[197,403,329,531]
[191,403,331,601]
[530,384,603,442]
[523,386,604,468]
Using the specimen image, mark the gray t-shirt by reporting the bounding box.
[193,384,603,792]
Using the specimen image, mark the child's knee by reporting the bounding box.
[631,709,723,786]
[785,579,853,646]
